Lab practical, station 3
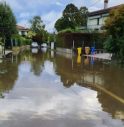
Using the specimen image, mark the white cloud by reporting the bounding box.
[5,0,23,11]
[56,1,64,6]
[17,19,30,28]
[19,12,31,18]
[42,11,62,32]
[89,6,101,12]
[109,0,124,7]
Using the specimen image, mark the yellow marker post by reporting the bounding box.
[77,47,82,56]
[77,55,81,64]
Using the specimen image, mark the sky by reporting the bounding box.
[1,0,124,32]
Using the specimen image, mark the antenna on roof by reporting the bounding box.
[104,0,109,9]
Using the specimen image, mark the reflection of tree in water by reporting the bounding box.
[55,55,82,88]
[18,50,55,76]
[98,91,124,120]
[55,54,124,120]
[101,66,124,99]
[30,50,49,76]
[0,59,18,97]
[97,65,124,120]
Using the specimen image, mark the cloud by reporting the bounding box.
[42,11,62,32]
[17,19,30,28]
[56,2,64,6]
[19,12,31,19]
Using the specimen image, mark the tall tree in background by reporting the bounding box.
[55,17,75,32]
[30,16,45,33]
[29,16,46,43]
[0,2,17,41]
[54,3,88,32]
[79,6,88,26]
[63,3,81,27]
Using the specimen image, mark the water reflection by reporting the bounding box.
[31,48,39,54]
[0,50,123,127]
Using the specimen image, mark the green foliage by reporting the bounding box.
[42,30,49,42]
[55,17,75,32]
[54,3,88,32]
[104,5,124,61]
[29,16,45,33]
[29,16,48,43]
[63,3,80,26]
[27,30,36,39]
[0,2,17,39]
[56,34,65,48]
[104,36,118,53]
[58,28,74,34]
[12,34,31,46]
[79,6,88,26]
[105,5,124,38]
[48,34,55,42]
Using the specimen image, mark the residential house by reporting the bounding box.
[87,5,121,31]
[16,25,29,36]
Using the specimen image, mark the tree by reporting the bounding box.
[63,3,81,26]
[27,30,36,39]
[29,16,45,43]
[79,6,88,26]
[30,16,45,33]
[104,5,124,61]
[54,3,88,32]
[55,17,75,32]
[0,2,17,41]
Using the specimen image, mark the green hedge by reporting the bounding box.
[12,34,31,46]
[56,32,107,49]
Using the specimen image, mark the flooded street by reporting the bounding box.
[0,49,124,127]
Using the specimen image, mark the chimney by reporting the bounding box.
[104,0,108,9]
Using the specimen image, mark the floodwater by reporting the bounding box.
[0,48,124,127]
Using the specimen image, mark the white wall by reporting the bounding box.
[18,30,28,36]
[87,13,109,30]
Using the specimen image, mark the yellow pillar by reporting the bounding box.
[77,47,82,56]
[77,55,81,64]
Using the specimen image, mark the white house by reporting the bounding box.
[87,5,121,31]
[16,25,29,36]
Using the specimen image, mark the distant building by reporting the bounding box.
[16,25,29,36]
[87,5,121,31]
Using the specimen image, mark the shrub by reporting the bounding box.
[58,28,74,34]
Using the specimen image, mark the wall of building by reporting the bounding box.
[87,13,109,31]
[18,30,28,36]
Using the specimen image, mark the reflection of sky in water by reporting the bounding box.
[0,60,123,127]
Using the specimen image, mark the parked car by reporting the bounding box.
[31,42,39,48]
[41,43,47,48]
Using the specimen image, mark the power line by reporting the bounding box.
[88,0,102,8]
[61,0,102,15]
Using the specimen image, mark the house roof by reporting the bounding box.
[16,25,29,31]
[88,4,123,16]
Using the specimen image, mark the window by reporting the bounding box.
[97,18,100,25]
